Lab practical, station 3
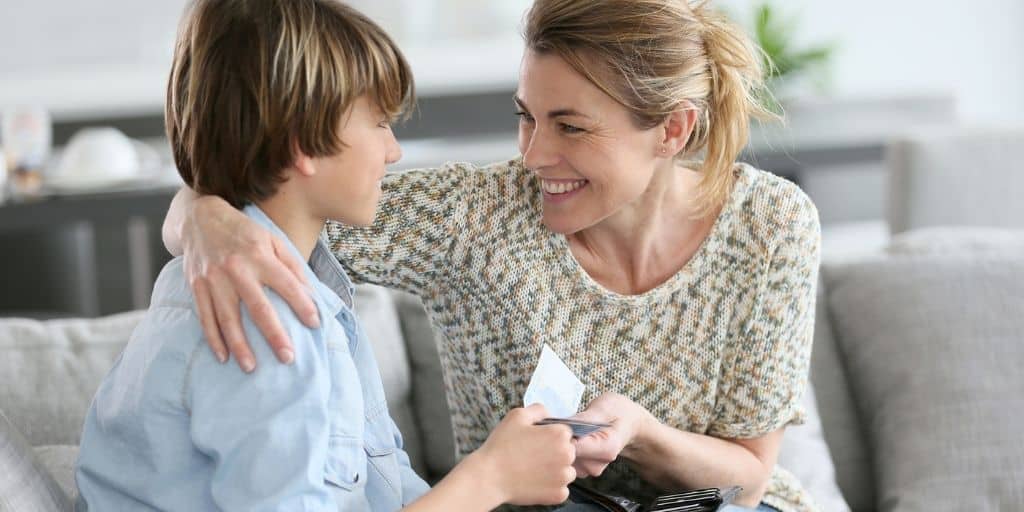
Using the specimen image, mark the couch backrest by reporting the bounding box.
[0,311,145,447]
[887,126,1024,234]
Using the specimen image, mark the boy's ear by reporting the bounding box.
[291,139,317,177]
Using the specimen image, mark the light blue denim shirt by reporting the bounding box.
[75,205,429,511]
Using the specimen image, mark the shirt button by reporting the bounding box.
[353,472,360,483]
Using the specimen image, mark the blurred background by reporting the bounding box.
[1,0,1022,317]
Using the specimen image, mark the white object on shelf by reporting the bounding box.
[47,127,163,193]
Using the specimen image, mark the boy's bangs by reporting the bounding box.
[346,23,415,122]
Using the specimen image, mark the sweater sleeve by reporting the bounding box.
[323,162,475,296]
[707,193,821,439]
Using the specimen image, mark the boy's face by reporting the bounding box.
[307,95,402,226]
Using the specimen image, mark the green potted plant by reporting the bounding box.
[750,3,836,111]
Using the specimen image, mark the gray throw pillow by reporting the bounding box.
[0,311,144,447]
[824,255,1024,511]
[392,291,457,481]
[0,409,72,512]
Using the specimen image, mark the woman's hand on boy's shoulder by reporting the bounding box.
[184,195,319,372]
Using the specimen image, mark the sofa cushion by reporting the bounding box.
[0,310,144,446]
[32,445,79,505]
[824,254,1024,511]
[0,409,71,511]
[392,291,457,481]
[887,227,1024,256]
[353,284,425,476]
[810,281,874,512]
[777,386,851,512]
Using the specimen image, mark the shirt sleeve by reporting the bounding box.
[707,199,821,439]
[323,162,476,295]
[186,295,339,511]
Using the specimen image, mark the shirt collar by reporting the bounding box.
[242,204,351,317]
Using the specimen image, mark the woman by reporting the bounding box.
[164,1,821,510]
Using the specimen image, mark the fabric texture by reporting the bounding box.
[809,281,874,512]
[824,254,1024,511]
[777,387,851,512]
[886,227,1024,256]
[0,409,72,512]
[887,126,1024,234]
[33,445,79,505]
[0,310,144,447]
[392,290,458,481]
[354,284,427,477]
[76,205,429,511]
[327,159,824,512]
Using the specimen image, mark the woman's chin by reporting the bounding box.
[541,213,588,236]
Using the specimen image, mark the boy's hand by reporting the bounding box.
[474,404,577,506]
[182,193,318,372]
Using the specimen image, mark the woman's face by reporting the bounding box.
[516,50,666,235]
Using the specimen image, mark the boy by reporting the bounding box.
[74,1,576,510]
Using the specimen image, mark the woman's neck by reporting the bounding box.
[567,164,718,295]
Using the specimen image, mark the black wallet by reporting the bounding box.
[568,483,742,512]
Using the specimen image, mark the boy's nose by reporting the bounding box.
[386,133,402,165]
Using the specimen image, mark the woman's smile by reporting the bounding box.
[540,177,589,202]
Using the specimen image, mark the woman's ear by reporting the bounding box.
[659,100,699,158]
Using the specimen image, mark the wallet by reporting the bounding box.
[568,483,742,512]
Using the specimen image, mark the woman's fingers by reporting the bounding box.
[209,270,256,373]
[234,264,296,365]
[192,277,228,364]
[273,236,310,286]
[269,237,319,328]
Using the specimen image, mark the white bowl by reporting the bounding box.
[52,127,139,182]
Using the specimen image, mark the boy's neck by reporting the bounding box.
[255,194,325,263]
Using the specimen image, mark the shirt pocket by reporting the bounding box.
[325,435,367,492]
[363,407,402,498]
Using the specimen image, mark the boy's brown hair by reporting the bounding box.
[166,0,414,208]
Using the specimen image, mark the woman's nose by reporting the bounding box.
[522,128,557,171]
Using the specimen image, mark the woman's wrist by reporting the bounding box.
[621,408,662,462]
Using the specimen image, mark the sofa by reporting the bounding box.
[3,127,1024,511]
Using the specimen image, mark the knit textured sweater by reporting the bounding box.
[325,158,822,512]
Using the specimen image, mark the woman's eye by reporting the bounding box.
[515,111,535,123]
[559,123,584,134]
[378,120,391,129]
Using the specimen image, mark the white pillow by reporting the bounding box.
[778,386,851,512]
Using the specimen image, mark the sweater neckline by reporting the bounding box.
[546,164,752,306]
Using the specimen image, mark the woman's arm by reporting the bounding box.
[160,161,485,371]
[570,393,783,508]
[574,201,821,507]
[162,186,319,370]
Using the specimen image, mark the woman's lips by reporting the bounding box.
[540,178,588,202]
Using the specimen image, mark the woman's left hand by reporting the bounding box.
[571,392,657,478]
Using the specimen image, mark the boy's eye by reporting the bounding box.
[515,111,535,123]
[377,119,391,129]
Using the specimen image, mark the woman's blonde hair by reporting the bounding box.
[166,0,414,208]
[524,0,776,214]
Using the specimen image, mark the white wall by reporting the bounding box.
[718,0,1024,123]
[0,0,1021,122]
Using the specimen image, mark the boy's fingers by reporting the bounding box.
[209,276,256,373]
[192,278,228,363]
[522,403,551,421]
